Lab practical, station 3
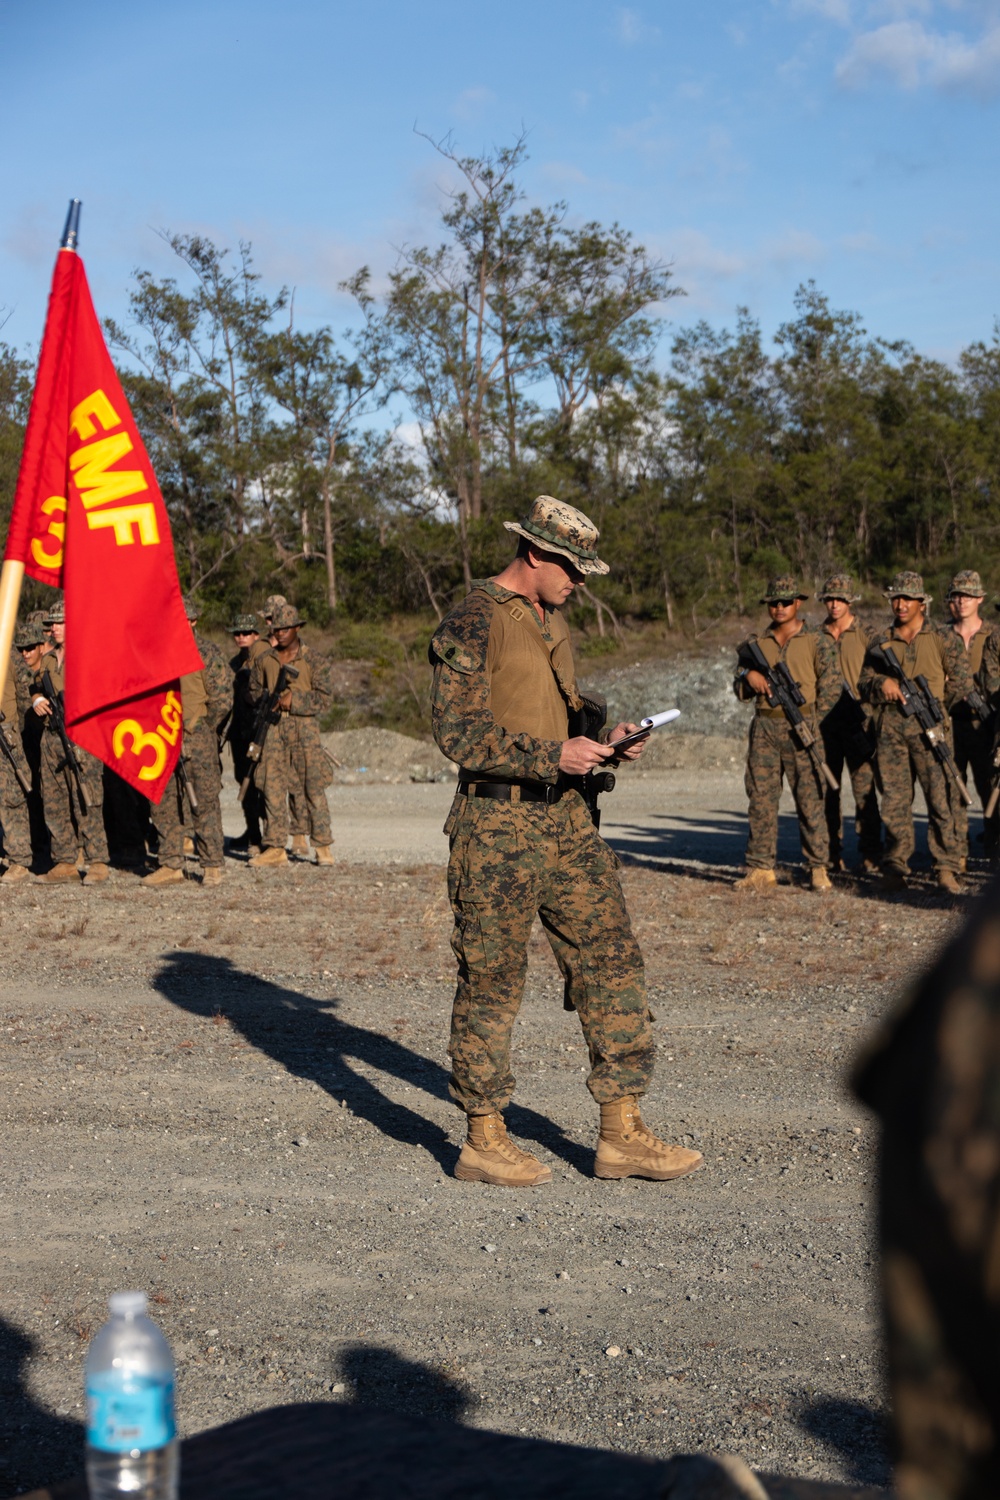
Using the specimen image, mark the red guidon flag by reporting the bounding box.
[4,242,202,802]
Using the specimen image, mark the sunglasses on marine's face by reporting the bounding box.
[769,599,795,609]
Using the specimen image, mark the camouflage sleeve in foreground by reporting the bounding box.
[288,648,331,717]
[854,880,1000,1499]
[430,597,564,783]
[812,628,842,719]
[732,634,758,702]
[197,635,232,729]
[981,628,1000,706]
[939,627,972,711]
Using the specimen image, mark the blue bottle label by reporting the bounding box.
[86,1372,176,1453]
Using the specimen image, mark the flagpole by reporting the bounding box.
[0,199,80,718]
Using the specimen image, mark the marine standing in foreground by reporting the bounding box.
[430,495,702,1188]
[733,577,839,891]
[860,571,969,894]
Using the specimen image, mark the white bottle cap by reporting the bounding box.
[108,1291,148,1318]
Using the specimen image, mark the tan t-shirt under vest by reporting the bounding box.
[827,621,868,693]
[752,627,819,718]
[873,625,947,702]
[482,590,579,742]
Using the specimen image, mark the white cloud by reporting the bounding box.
[787,0,854,23]
[762,227,827,267]
[836,16,1000,92]
[452,87,496,120]
[616,7,660,44]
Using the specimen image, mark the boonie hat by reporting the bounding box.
[15,622,45,649]
[229,613,260,634]
[260,594,287,620]
[947,569,987,599]
[883,570,932,603]
[182,596,201,621]
[820,574,861,603]
[43,599,65,624]
[503,496,609,577]
[760,575,808,604]
[270,603,304,629]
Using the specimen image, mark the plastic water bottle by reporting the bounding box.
[85,1291,178,1500]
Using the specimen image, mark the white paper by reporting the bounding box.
[639,709,681,730]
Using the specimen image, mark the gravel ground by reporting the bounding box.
[0,756,976,1497]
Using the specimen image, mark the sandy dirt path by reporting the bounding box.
[0,768,965,1496]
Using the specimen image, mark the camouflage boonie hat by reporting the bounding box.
[14,622,45,649]
[760,575,808,604]
[947,569,986,599]
[260,594,287,620]
[883,570,932,603]
[270,603,304,629]
[229,613,260,634]
[820,574,861,603]
[43,599,65,624]
[503,495,609,577]
[182,596,201,621]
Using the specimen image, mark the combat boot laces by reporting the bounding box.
[454,1112,552,1187]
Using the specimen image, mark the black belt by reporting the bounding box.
[459,779,565,804]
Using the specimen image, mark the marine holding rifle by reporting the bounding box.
[430,495,702,1188]
[246,602,334,868]
[733,576,840,892]
[939,570,998,863]
[30,599,111,885]
[860,571,970,895]
[142,598,230,888]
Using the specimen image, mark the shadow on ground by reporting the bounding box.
[153,953,595,1176]
[793,1393,892,1489]
[0,1314,82,1498]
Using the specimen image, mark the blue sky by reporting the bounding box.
[2,0,999,367]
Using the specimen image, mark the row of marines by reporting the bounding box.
[0,596,335,886]
[736,567,998,894]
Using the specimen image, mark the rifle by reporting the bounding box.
[572,694,616,832]
[0,714,31,797]
[40,669,90,813]
[742,640,839,792]
[870,645,972,807]
[175,754,199,816]
[838,682,876,762]
[238,663,298,804]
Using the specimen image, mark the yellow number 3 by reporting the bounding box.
[112,720,168,782]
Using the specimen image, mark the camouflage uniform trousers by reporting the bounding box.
[152,720,223,870]
[446,789,654,1114]
[230,733,264,844]
[258,714,332,850]
[39,729,108,865]
[951,713,997,857]
[744,714,830,870]
[0,726,32,868]
[821,714,882,866]
[874,712,960,875]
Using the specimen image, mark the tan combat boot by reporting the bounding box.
[1,863,30,883]
[201,866,223,886]
[290,834,309,857]
[734,868,776,892]
[83,862,109,885]
[938,870,962,895]
[141,866,185,888]
[810,867,832,893]
[35,862,80,884]
[183,836,195,856]
[595,1097,703,1182]
[454,1113,552,1187]
[314,843,334,866]
[249,846,288,868]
